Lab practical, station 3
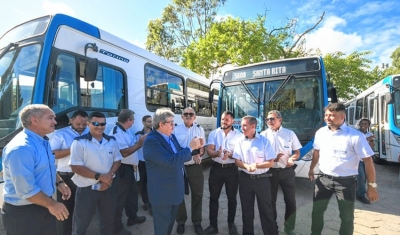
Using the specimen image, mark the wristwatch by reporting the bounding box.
[368,182,378,188]
[95,173,100,180]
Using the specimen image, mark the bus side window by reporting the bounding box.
[187,79,212,117]
[79,62,125,109]
[145,64,184,113]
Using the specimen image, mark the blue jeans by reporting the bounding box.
[356,161,366,197]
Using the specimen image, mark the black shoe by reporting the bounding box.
[203,225,218,235]
[356,196,371,204]
[228,223,238,235]
[177,224,185,234]
[127,215,146,226]
[194,224,203,235]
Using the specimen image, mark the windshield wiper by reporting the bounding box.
[240,81,260,104]
[0,43,17,59]
[269,74,295,102]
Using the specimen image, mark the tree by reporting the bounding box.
[323,51,379,101]
[145,0,225,63]
[181,13,324,77]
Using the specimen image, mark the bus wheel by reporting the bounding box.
[372,154,384,164]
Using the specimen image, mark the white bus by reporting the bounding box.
[0,14,219,153]
[345,74,400,164]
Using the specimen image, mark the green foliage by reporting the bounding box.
[323,51,379,101]
[181,15,318,77]
[145,0,224,63]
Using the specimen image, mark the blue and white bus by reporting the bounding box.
[0,14,219,155]
[211,57,337,177]
[345,74,400,164]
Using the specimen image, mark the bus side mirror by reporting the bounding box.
[329,87,338,103]
[84,57,98,82]
[386,92,393,104]
[208,90,214,103]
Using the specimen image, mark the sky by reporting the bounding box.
[1,0,399,69]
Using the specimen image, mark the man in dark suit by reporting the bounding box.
[143,108,204,235]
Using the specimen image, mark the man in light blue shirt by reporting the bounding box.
[1,104,71,235]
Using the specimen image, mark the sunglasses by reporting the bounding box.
[265,118,276,121]
[91,121,107,126]
[183,113,195,117]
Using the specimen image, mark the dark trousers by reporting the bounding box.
[56,173,77,235]
[114,163,139,234]
[208,162,239,227]
[139,160,150,205]
[239,171,277,235]
[152,204,180,235]
[268,167,296,231]
[311,175,357,235]
[176,164,204,225]
[2,202,57,235]
[356,161,366,197]
[72,186,115,235]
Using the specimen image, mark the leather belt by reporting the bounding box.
[241,171,272,179]
[213,161,235,168]
[58,172,74,176]
[318,172,357,180]
[269,167,291,171]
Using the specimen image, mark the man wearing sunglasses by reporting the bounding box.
[261,110,302,235]
[109,109,147,235]
[69,111,122,235]
[174,107,205,235]
[50,110,89,235]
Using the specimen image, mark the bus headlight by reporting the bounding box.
[301,149,314,161]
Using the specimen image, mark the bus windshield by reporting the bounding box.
[0,44,41,138]
[220,74,323,141]
[393,91,400,128]
[0,16,49,49]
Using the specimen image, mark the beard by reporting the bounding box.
[221,124,232,130]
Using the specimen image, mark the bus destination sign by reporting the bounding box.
[223,58,320,82]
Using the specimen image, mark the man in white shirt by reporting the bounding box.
[308,103,379,235]
[203,111,241,235]
[110,109,147,235]
[356,118,375,204]
[233,116,278,235]
[135,115,153,213]
[69,111,122,235]
[50,110,89,235]
[174,107,205,235]
[261,110,302,235]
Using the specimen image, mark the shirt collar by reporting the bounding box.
[24,128,48,142]
[116,122,127,132]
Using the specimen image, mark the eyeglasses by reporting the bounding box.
[164,121,175,126]
[183,113,195,117]
[265,118,276,122]
[91,121,107,126]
